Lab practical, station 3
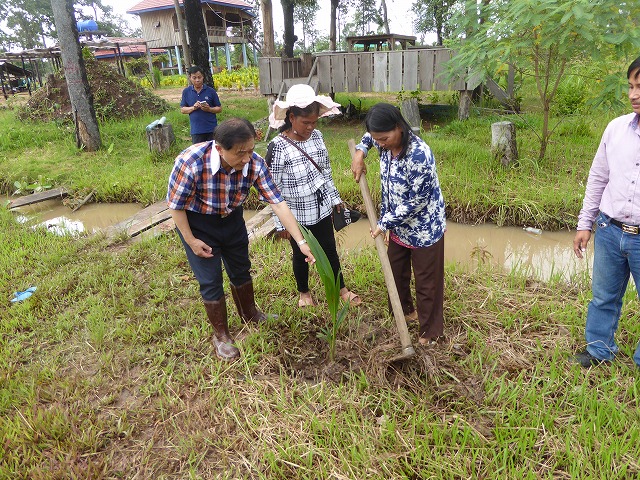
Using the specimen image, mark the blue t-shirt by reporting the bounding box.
[180,84,221,135]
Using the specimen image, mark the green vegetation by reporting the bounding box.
[1,85,639,478]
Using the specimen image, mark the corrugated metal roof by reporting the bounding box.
[127,0,254,15]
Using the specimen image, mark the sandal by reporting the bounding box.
[298,295,316,307]
[405,310,418,322]
[340,290,362,306]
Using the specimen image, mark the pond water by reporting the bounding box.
[6,197,592,282]
[335,218,592,283]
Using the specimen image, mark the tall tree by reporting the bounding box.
[173,0,192,69]
[280,0,296,57]
[380,0,390,34]
[1,0,137,51]
[450,0,640,160]
[183,0,213,85]
[1,0,55,49]
[261,0,276,56]
[50,0,101,151]
[294,0,320,51]
[411,0,458,46]
[329,0,340,50]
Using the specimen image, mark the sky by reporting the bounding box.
[105,0,422,41]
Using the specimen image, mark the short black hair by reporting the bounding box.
[628,56,640,80]
[214,118,256,149]
[364,103,413,158]
[188,65,204,76]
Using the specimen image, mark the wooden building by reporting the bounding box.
[126,0,257,73]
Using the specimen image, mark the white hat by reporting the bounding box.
[268,84,341,128]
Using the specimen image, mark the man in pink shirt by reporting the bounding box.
[571,56,640,369]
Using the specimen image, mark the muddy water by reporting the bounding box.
[10,198,144,235]
[6,197,592,282]
[335,219,593,282]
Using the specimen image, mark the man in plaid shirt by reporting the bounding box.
[167,118,315,361]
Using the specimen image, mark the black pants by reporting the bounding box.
[191,132,214,144]
[178,208,251,301]
[289,215,345,293]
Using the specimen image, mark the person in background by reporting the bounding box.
[350,103,446,346]
[571,56,640,370]
[180,65,222,144]
[167,117,315,361]
[267,84,361,308]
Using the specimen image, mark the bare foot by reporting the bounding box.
[298,293,316,307]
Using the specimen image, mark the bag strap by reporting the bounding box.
[279,133,322,172]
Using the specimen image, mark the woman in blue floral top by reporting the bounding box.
[351,103,446,345]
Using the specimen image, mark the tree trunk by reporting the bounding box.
[329,0,339,51]
[173,0,192,70]
[261,0,275,56]
[183,0,213,86]
[400,98,421,134]
[458,90,472,120]
[50,0,101,151]
[491,121,518,167]
[281,0,295,58]
[380,0,390,35]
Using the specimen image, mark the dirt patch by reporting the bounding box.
[17,58,170,123]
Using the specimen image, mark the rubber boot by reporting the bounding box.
[203,297,240,361]
[230,280,273,323]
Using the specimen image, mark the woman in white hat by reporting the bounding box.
[266,84,362,307]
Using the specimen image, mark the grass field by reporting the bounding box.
[1,84,639,479]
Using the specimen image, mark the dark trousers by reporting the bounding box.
[289,215,345,293]
[177,208,251,301]
[387,235,445,339]
[191,132,214,144]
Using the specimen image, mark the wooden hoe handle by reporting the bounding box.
[348,139,415,357]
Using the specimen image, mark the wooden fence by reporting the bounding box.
[259,48,473,96]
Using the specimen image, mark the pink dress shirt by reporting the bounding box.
[577,113,640,231]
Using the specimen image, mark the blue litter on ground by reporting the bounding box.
[11,286,37,303]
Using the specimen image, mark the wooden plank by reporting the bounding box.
[133,217,176,243]
[316,55,331,94]
[331,54,345,93]
[104,201,170,240]
[418,50,435,91]
[388,51,403,92]
[373,52,388,92]
[359,53,372,92]
[269,57,283,94]
[345,53,359,93]
[248,217,276,244]
[258,57,272,95]
[433,49,451,90]
[244,205,272,232]
[403,51,419,91]
[9,187,68,209]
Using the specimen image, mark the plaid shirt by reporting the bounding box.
[167,141,283,215]
[267,130,341,229]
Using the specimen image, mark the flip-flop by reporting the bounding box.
[11,286,37,303]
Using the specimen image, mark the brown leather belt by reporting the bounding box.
[609,218,640,234]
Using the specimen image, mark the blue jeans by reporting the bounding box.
[586,213,640,366]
